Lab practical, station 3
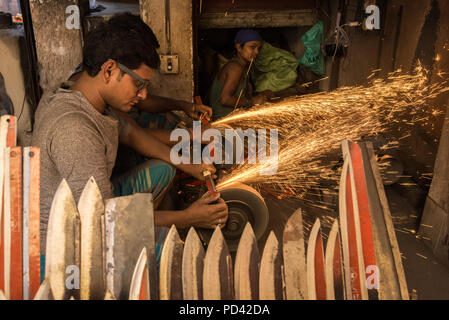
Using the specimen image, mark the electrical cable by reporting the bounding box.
[17,92,26,123]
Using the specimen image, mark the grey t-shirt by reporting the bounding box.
[31,88,129,253]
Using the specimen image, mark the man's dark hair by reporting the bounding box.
[82,13,160,76]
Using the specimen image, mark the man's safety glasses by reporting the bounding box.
[116,62,150,94]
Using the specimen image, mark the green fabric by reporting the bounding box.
[299,21,325,76]
[253,41,299,93]
[209,61,247,121]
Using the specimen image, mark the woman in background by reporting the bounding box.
[209,29,272,121]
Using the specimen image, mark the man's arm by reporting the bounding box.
[50,114,228,229]
[119,115,217,180]
[220,62,267,108]
[136,95,212,120]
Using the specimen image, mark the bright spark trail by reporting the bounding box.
[213,66,449,204]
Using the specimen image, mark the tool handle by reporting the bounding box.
[194,96,209,124]
[203,170,218,196]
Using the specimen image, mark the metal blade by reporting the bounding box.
[282,208,307,299]
[160,225,183,300]
[203,227,234,300]
[306,218,326,300]
[22,147,41,300]
[182,227,204,300]
[129,247,149,300]
[259,231,283,300]
[45,179,79,300]
[325,219,344,300]
[78,177,105,300]
[105,193,156,300]
[234,223,259,300]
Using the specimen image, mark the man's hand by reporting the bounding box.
[183,103,213,121]
[183,192,228,229]
[181,163,217,181]
[251,94,268,106]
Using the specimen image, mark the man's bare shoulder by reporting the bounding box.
[223,60,244,74]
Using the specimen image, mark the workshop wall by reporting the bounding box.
[418,1,449,266]
[383,0,449,190]
[140,0,194,102]
[29,0,84,92]
[321,0,449,202]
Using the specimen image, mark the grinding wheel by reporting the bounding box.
[198,183,269,252]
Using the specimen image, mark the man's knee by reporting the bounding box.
[113,160,175,197]
[149,161,176,190]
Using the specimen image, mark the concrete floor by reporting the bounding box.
[385,187,449,300]
[258,185,449,300]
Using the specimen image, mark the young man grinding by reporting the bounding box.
[31,14,228,268]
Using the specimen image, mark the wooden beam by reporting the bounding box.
[200,9,316,29]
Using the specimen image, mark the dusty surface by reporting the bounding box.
[386,187,449,300]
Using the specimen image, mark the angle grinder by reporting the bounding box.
[199,171,269,252]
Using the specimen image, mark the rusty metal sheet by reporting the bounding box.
[182,227,204,300]
[1,146,10,298]
[78,177,105,300]
[160,225,183,300]
[234,223,259,300]
[45,179,79,300]
[0,116,14,296]
[363,142,409,300]
[8,147,22,300]
[325,220,345,300]
[5,116,16,147]
[306,218,326,300]
[338,155,352,298]
[33,279,53,300]
[203,227,234,300]
[105,193,156,300]
[282,208,307,299]
[339,141,367,300]
[259,231,283,300]
[23,147,40,300]
[349,142,379,300]
[129,248,149,300]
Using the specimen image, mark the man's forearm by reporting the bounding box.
[125,125,173,163]
[221,94,252,109]
[154,209,190,228]
[121,124,196,177]
[136,95,192,113]
[144,128,178,146]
